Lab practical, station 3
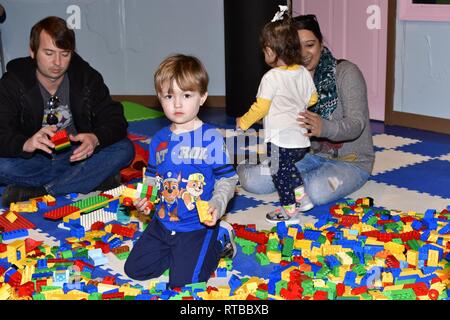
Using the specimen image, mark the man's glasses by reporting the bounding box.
[46,95,60,125]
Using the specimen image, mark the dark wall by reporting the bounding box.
[224,0,285,117]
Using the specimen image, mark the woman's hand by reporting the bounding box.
[298,110,323,137]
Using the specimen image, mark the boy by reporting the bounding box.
[124,54,238,288]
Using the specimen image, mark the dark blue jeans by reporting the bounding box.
[0,138,134,196]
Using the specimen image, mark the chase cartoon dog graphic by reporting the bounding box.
[158,171,181,221]
[180,173,206,211]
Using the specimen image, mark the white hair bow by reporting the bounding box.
[271,5,289,22]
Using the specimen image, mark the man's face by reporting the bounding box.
[30,30,72,83]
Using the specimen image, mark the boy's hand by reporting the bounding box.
[202,205,218,227]
[133,197,151,215]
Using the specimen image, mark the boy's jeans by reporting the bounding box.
[237,153,370,206]
[0,138,134,196]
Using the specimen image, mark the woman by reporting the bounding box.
[237,14,375,223]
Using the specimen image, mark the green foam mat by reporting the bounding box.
[121,101,164,122]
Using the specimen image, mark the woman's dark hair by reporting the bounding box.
[292,14,323,44]
[260,17,302,66]
[30,16,76,54]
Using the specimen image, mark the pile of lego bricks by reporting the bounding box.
[0,198,449,300]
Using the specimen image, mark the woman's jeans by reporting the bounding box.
[0,138,135,196]
[237,153,370,206]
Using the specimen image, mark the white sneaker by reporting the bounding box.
[218,220,237,259]
[265,207,300,225]
[296,193,314,212]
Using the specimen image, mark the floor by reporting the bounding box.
[1,107,449,299]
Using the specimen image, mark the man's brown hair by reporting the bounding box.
[30,16,75,54]
[154,54,209,95]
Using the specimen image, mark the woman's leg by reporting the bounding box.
[295,154,370,206]
[236,160,277,194]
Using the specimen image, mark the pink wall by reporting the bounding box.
[292,0,388,121]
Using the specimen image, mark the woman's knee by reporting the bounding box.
[237,163,276,194]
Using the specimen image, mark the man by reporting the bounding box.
[0,16,134,206]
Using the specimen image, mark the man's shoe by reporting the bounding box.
[217,220,237,259]
[96,173,122,192]
[1,185,47,207]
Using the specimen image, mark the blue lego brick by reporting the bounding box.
[421,266,443,275]
[84,284,98,294]
[37,259,48,269]
[216,267,227,278]
[411,220,423,231]
[108,238,122,249]
[363,245,384,256]
[70,224,85,238]
[105,199,120,213]
[303,230,322,241]
[276,222,288,238]
[32,272,54,279]
[324,255,341,269]
[103,288,119,294]
[389,268,401,279]
[4,268,17,282]
[399,260,409,268]
[343,271,357,287]
[228,274,242,294]
[424,209,436,220]
[1,228,29,241]
[155,282,168,292]
[135,294,155,300]
[420,230,430,242]
[438,222,450,235]
[311,263,322,275]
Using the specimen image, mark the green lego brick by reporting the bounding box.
[385,288,416,300]
[255,252,270,266]
[115,251,130,260]
[275,280,288,295]
[256,289,268,300]
[242,245,255,255]
[352,264,367,276]
[73,195,110,212]
[60,250,73,259]
[282,236,294,256]
[32,293,46,300]
[88,292,102,300]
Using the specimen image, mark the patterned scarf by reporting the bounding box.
[309,47,338,120]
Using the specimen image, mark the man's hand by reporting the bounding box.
[297,110,323,137]
[69,133,99,162]
[202,205,219,227]
[23,126,57,154]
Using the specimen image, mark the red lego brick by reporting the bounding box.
[336,283,346,296]
[102,276,116,285]
[246,294,260,300]
[35,279,47,293]
[385,255,400,268]
[102,292,124,300]
[94,241,111,254]
[404,282,429,296]
[44,205,79,220]
[0,243,6,253]
[7,271,22,288]
[17,281,35,298]
[91,221,106,231]
[351,286,368,295]
[313,290,328,300]
[340,215,360,227]
[280,288,301,300]
[0,211,35,232]
[110,224,136,238]
[296,232,305,240]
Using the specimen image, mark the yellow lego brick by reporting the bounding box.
[218,259,228,268]
[406,250,419,266]
[119,285,141,297]
[313,279,326,288]
[268,232,280,241]
[336,252,353,265]
[430,282,446,294]
[5,211,18,223]
[196,200,212,223]
[43,194,56,204]
[42,288,65,299]
[293,239,312,250]
[9,199,38,213]
[0,284,13,300]
[370,290,389,300]
[63,211,81,223]
[365,237,385,246]
[392,252,406,262]
[287,227,298,239]
[267,250,282,263]
[399,269,423,277]
[148,280,158,290]
[49,290,89,300]
[384,242,405,255]
[311,246,322,257]
[427,233,438,243]
[267,294,285,300]
[427,250,439,267]
[217,286,231,297]
[303,223,315,229]
[301,248,312,259]
[402,224,413,232]
[281,266,298,282]
[383,285,405,291]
